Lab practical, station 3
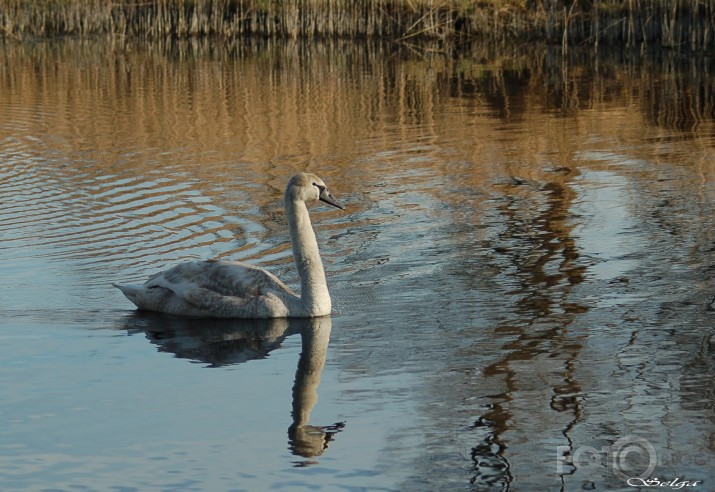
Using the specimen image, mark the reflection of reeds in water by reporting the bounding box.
[5,40,715,152]
[3,38,714,280]
[2,38,715,182]
[2,1,715,50]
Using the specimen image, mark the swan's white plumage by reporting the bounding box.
[114,173,344,318]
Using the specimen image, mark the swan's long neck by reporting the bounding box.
[285,196,331,316]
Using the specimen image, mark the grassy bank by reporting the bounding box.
[1,0,714,50]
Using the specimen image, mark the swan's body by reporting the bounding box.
[114,173,344,318]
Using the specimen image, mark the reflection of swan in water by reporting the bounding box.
[288,318,345,460]
[122,312,298,366]
[114,173,344,318]
[119,314,343,459]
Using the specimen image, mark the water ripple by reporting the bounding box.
[0,155,270,294]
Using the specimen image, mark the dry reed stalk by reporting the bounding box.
[0,0,714,50]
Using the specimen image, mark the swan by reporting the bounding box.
[113,172,344,318]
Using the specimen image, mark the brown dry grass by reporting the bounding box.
[1,1,714,50]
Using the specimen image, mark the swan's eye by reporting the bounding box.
[313,183,325,192]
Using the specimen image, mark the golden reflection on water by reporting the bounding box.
[2,37,715,489]
[3,39,715,190]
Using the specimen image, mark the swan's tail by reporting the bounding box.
[113,282,196,315]
[113,283,145,306]
[113,282,171,311]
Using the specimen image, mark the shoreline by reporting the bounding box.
[1,1,713,52]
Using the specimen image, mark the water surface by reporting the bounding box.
[1,39,714,491]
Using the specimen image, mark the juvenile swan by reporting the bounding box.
[113,173,344,318]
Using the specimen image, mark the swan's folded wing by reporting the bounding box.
[145,260,295,297]
[142,260,298,317]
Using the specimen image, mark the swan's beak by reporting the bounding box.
[319,188,345,210]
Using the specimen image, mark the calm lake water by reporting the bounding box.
[1,38,714,491]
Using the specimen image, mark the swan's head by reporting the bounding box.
[286,173,345,210]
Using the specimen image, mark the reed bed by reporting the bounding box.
[1,0,714,50]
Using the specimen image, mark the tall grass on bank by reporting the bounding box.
[1,1,714,50]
